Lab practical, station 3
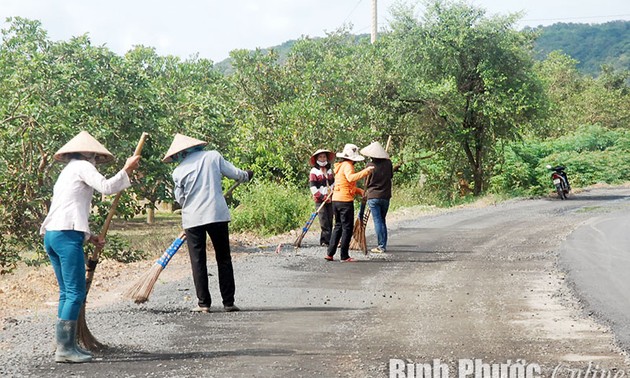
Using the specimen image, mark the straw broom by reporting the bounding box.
[77,132,149,351]
[124,181,241,303]
[124,231,186,303]
[349,198,369,254]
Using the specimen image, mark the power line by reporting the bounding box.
[342,0,365,25]
[353,9,629,32]
[355,13,629,31]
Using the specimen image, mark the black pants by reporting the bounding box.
[185,222,235,307]
[317,202,333,246]
[327,201,354,260]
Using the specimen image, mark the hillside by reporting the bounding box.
[214,21,630,77]
[531,20,630,75]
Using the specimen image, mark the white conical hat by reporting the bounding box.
[360,141,389,159]
[336,143,364,162]
[162,133,208,162]
[53,131,114,164]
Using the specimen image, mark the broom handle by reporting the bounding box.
[224,181,241,198]
[85,132,149,294]
[99,133,149,238]
[294,190,333,247]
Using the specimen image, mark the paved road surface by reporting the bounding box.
[559,201,630,352]
[3,187,630,377]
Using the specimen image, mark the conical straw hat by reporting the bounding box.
[162,133,208,162]
[360,141,389,159]
[309,149,335,166]
[54,131,114,164]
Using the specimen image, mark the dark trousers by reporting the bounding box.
[327,201,354,260]
[317,201,333,246]
[185,222,235,307]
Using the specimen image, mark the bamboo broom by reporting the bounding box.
[124,231,186,303]
[349,198,368,254]
[124,181,241,303]
[77,132,149,351]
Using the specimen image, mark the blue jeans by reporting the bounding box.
[44,230,87,320]
[368,198,390,250]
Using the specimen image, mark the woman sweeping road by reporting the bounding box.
[325,144,373,262]
[163,133,253,313]
[40,131,140,363]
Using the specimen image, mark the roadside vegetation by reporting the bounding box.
[1,1,629,273]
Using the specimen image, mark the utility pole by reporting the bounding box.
[371,0,377,43]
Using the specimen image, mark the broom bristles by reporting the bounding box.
[77,306,106,351]
[349,218,367,254]
[125,233,185,303]
[124,263,163,304]
[349,218,362,248]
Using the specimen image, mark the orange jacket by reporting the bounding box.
[331,160,371,202]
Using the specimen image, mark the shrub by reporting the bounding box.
[490,125,630,197]
[93,234,148,263]
[0,232,21,274]
[230,181,313,236]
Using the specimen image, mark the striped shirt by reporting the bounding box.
[309,166,334,203]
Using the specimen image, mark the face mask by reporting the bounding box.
[317,160,328,167]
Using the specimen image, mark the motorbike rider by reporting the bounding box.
[547,165,571,190]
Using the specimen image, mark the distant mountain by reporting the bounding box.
[214,21,630,77]
[213,39,297,75]
[531,20,629,75]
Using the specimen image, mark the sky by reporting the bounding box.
[2,0,629,63]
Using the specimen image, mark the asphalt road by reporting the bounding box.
[558,201,630,352]
[3,186,630,377]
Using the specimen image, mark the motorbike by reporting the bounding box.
[546,165,570,200]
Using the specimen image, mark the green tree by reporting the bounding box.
[0,17,65,271]
[0,18,150,270]
[535,52,630,135]
[229,30,401,186]
[385,0,547,195]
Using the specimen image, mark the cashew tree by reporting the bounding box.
[385,0,547,195]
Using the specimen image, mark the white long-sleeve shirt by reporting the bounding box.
[40,159,131,239]
[172,150,249,229]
